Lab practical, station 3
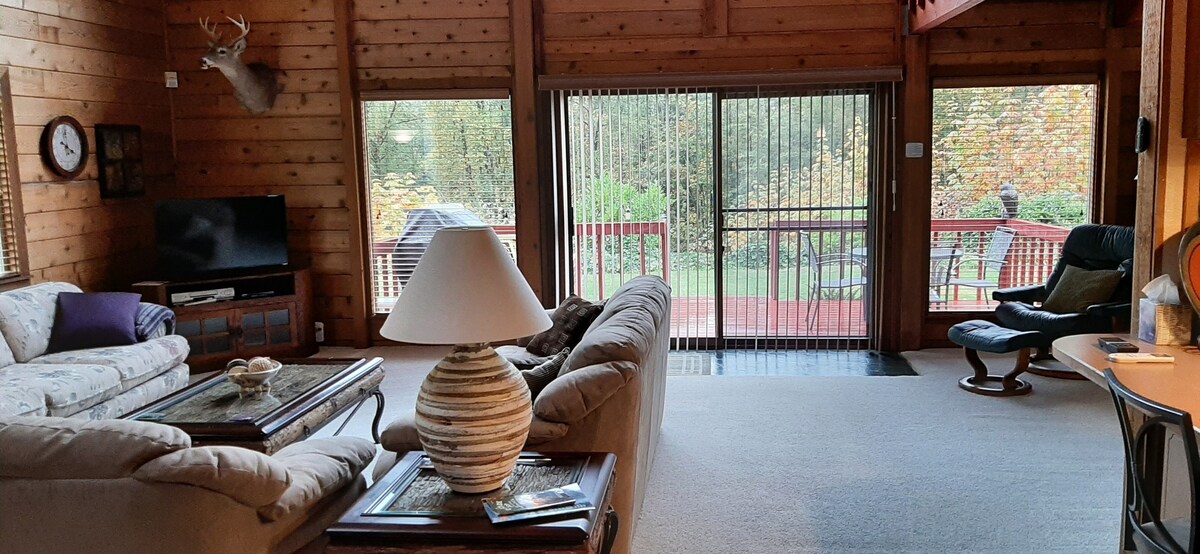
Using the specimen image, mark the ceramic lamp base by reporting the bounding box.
[415,343,532,493]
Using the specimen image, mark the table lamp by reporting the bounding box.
[379,226,552,493]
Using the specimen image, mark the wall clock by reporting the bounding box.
[40,115,88,179]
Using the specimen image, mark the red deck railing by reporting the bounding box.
[930,218,1070,307]
[371,217,1073,330]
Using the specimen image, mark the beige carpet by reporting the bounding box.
[316,346,1124,553]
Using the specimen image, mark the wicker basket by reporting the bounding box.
[1138,299,1194,345]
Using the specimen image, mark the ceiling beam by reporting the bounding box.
[905,0,988,33]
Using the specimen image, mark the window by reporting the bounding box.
[929,83,1097,312]
[363,98,516,313]
[0,69,28,281]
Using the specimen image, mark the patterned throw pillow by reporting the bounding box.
[526,296,603,356]
[521,348,570,400]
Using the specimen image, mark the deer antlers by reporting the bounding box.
[198,15,249,46]
[226,15,250,43]
[199,17,222,45]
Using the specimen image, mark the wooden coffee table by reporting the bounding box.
[124,357,385,454]
[326,451,618,553]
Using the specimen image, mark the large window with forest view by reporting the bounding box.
[363,98,515,313]
[929,83,1097,312]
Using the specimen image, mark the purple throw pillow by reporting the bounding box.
[47,292,141,354]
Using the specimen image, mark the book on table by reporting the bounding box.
[482,483,595,524]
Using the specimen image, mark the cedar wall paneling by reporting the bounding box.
[352,0,513,91]
[927,0,1138,76]
[0,0,171,291]
[540,0,901,75]
[162,0,358,344]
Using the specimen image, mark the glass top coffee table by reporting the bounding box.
[124,357,385,453]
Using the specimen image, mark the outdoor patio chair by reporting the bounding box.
[948,226,1017,305]
[799,232,866,331]
[929,238,960,305]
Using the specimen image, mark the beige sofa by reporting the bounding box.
[0,282,190,419]
[377,276,670,554]
[0,416,374,554]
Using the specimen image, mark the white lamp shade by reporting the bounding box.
[379,226,552,344]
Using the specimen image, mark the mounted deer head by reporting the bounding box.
[199,15,280,114]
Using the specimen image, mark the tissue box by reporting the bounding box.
[1138,298,1193,345]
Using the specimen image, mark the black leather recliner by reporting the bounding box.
[949,224,1136,396]
[992,224,1135,341]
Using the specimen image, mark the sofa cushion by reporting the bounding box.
[0,364,123,416]
[259,436,376,521]
[565,308,657,375]
[0,334,14,368]
[0,282,82,362]
[0,386,47,417]
[133,446,292,508]
[47,292,141,354]
[534,361,638,424]
[564,277,668,374]
[0,415,190,479]
[31,335,189,391]
[75,364,189,420]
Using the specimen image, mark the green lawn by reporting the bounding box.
[576,266,867,300]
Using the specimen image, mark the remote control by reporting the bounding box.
[1098,336,1139,353]
[1107,353,1175,363]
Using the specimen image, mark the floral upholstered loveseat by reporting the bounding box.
[0,282,189,419]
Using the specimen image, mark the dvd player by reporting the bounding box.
[170,287,235,305]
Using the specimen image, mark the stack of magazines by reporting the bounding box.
[482,484,594,524]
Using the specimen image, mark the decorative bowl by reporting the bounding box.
[225,358,282,398]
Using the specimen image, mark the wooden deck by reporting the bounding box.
[671,297,868,338]
[670,296,991,338]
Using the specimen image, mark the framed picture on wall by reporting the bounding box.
[96,124,145,198]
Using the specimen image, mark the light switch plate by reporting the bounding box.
[905,142,924,158]
[164,71,179,88]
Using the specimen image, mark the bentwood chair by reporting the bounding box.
[1106,369,1200,554]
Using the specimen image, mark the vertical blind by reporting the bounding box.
[0,92,19,279]
[362,98,516,313]
[557,86,880,350]
[929,84,1097,312]
[563,89,714,350]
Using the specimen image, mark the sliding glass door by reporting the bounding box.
[720,90,873,344]
[558,86,879,349]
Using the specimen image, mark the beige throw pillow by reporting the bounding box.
[1040,265,1123,314]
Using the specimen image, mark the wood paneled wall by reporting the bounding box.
[541,0,901,75]
[162,0,362,344]
[0,0,172,291]
[352,0,513,91]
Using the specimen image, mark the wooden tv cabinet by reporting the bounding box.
[134,269,317,374]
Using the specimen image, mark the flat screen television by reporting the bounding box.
[155,196,289,279]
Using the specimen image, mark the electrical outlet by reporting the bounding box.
[314,321,325,343]
[164,71,179,88]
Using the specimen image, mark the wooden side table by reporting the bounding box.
[326,452,618,553]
